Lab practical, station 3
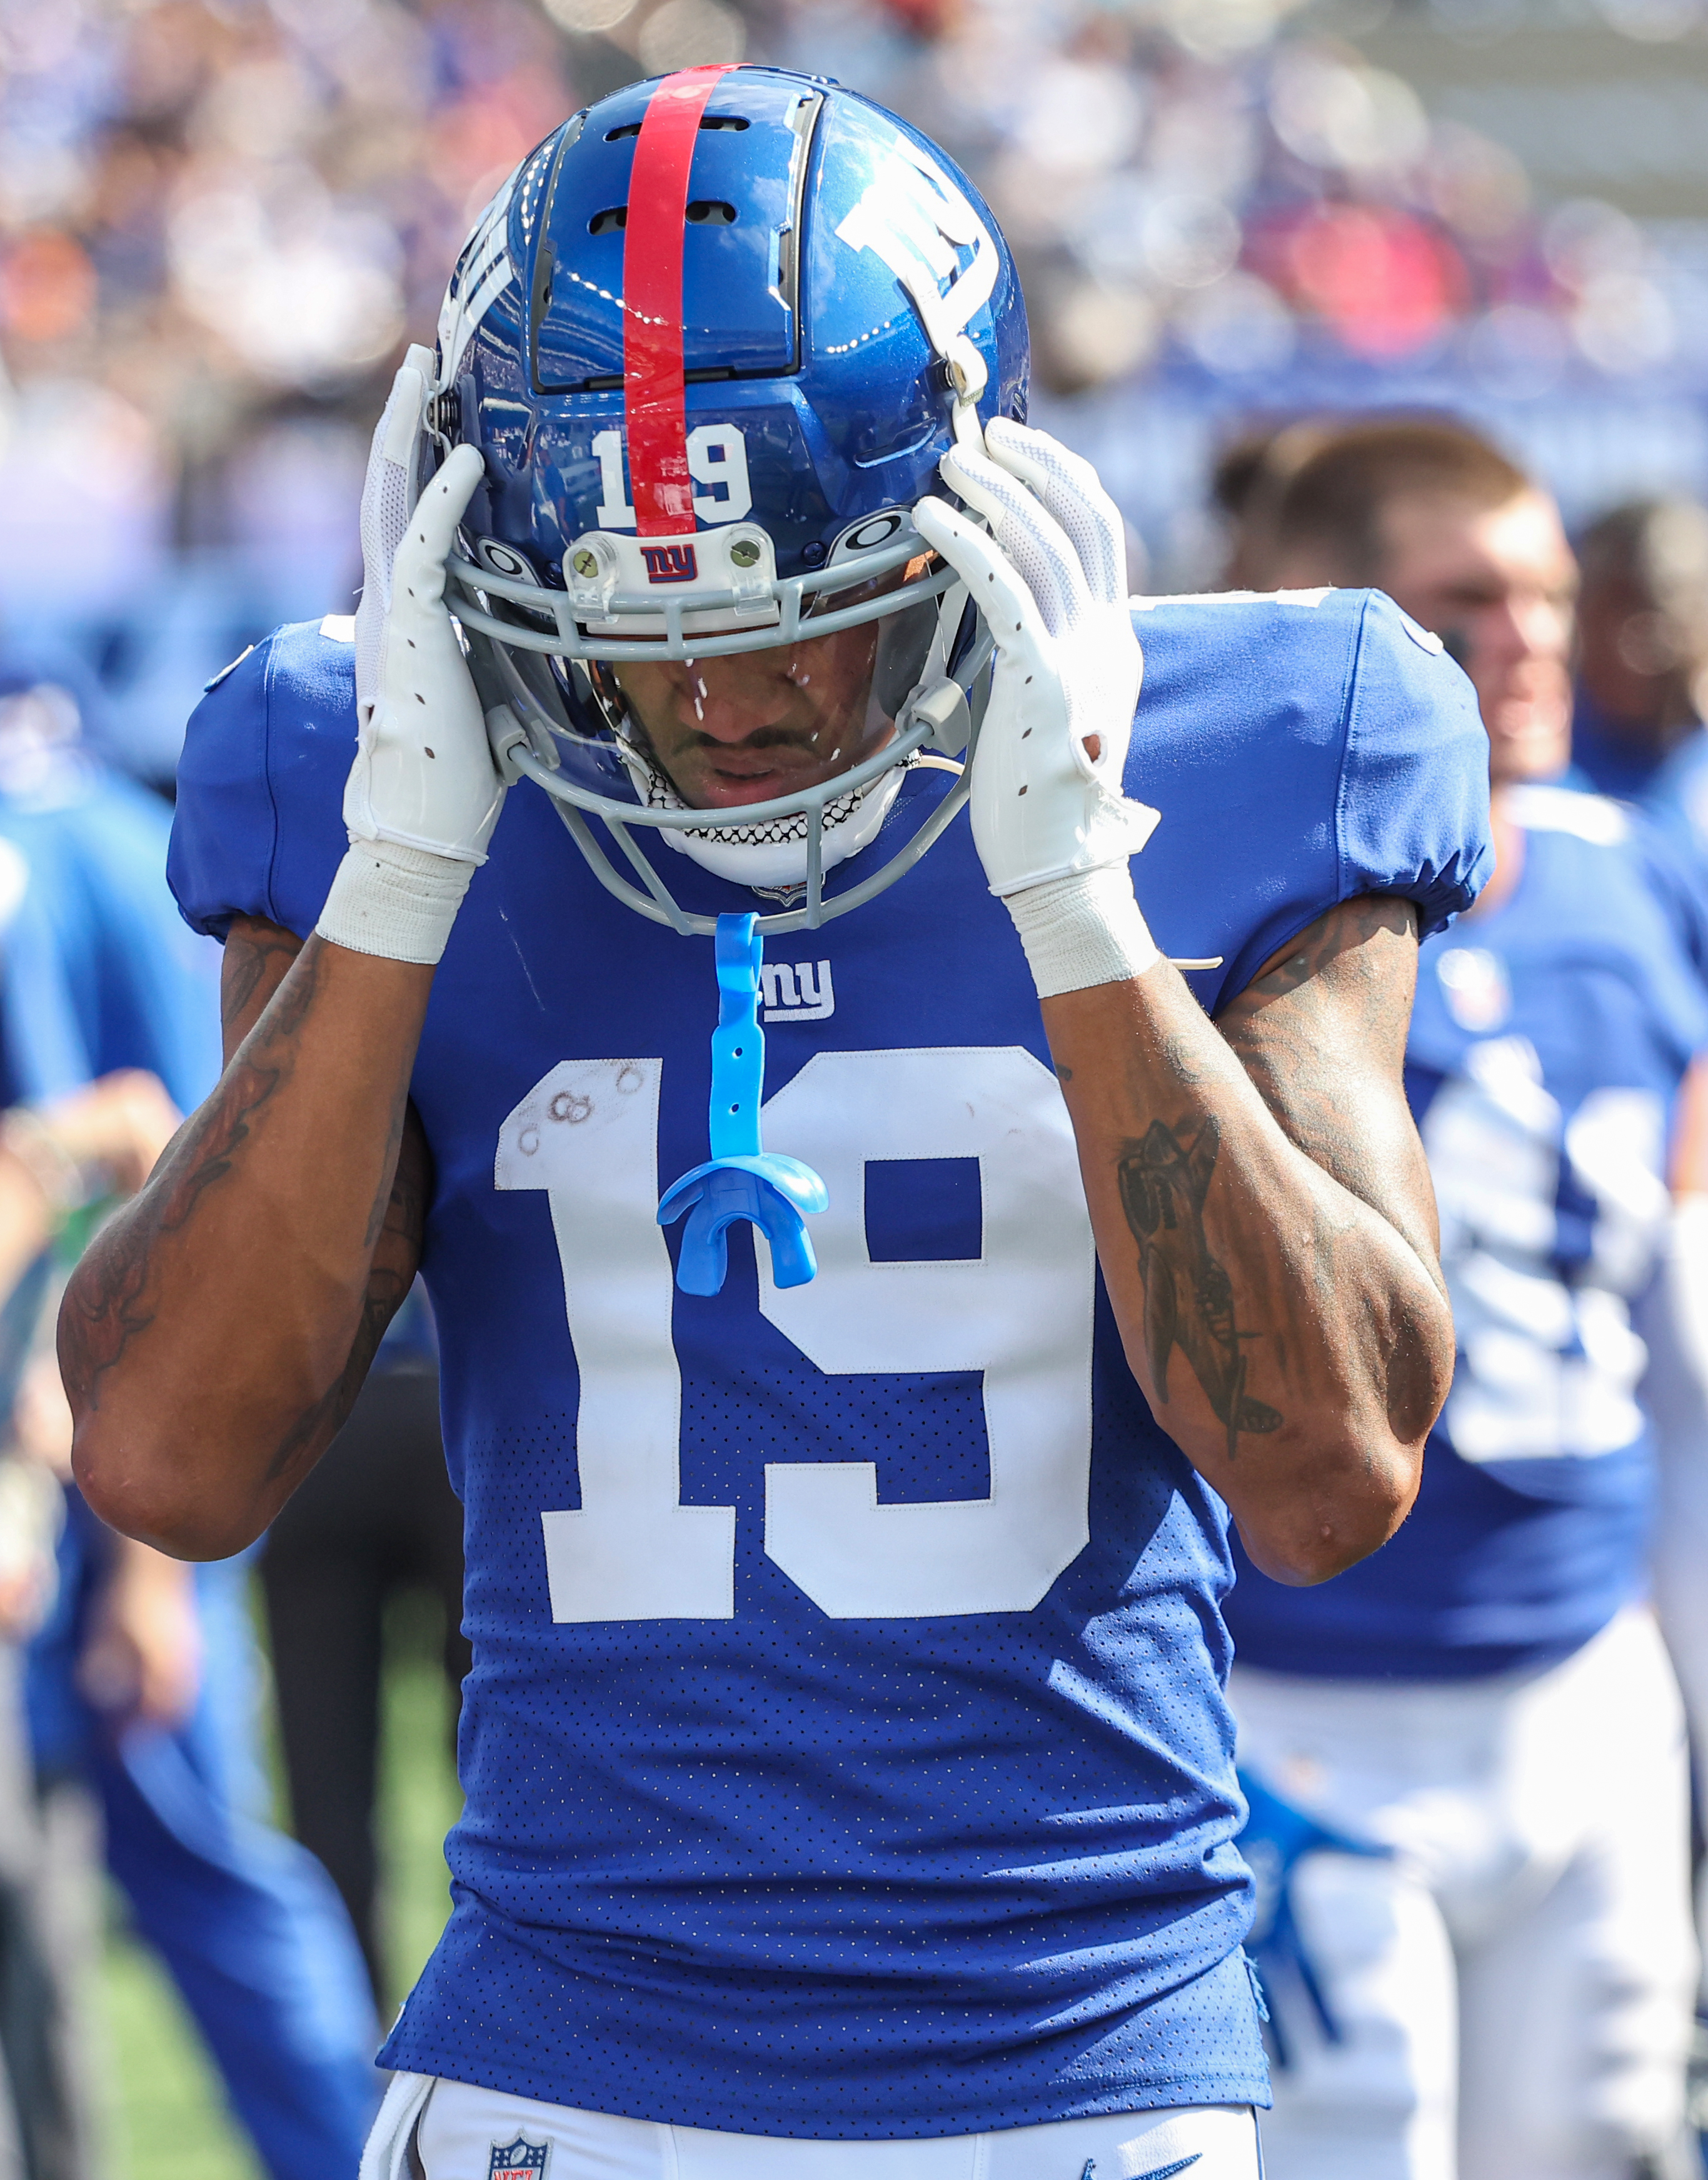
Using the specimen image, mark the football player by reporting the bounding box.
[1230,419,1706,2180]
[1572,495,1708,837]
[59,66,1487,2180]
[0,667,379,2179]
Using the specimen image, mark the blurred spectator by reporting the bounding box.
[1227,418,1702,2180]
[0,0,1687,779]
[766,0,1672,409]
[0,0,583,777]
[0,668,382,2180]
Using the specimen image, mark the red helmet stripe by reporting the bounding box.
[622,63,741,537]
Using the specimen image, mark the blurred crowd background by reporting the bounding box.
[1,0,1707,781]
[6,0,1708,2172]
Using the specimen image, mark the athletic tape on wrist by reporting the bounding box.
[316,839,474,966]
[1005,865,1162,997]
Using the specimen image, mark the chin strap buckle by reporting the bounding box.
[656,913,829,1294]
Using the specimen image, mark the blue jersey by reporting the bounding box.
[168,588,1487,2137]
[1227,784,1708,1683]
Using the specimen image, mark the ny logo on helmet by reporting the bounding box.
[640,543,698,583]
[834,135,997,361]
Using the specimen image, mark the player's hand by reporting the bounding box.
[319,358,506,965]
[344,434,505,866]
[912,419,1156,897]
[912,421,1163,997]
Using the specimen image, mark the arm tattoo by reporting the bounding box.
[220,917,303,1042]
[1117,1115,1282,1460]
[61,945,329,1410]
[61,946,428,1483]
[1217,896,1440,1274]
[264,1110,431,1486]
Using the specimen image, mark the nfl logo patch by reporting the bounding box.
[488,2137,550,2180]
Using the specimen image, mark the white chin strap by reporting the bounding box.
[619,747,909,892]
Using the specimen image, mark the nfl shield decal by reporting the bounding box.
[488,2138,550,2180]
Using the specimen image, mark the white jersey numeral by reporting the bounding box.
[497,1046,1097,1621]
[758,1048,1095,1616]
[1422,1036,1668,1463]
[496,1059,735,1619]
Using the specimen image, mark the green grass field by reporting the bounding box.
[99,1587,464,2180]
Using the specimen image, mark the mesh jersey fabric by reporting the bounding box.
[1227,788,1708,1682]
[168,585,1489,2136]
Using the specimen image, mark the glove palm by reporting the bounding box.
[912,418,1157,898]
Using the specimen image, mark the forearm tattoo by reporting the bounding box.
[1117,1116,1282,1460]
[1218,896,1437,1271]
[1102,896,1440,1459]
[263,1115,430,1486]
[60,941,427,1486]
[61,944,330,1411]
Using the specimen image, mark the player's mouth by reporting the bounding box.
[686,748,831,807]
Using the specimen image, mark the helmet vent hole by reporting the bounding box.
[686,200,737,226]
[588,206,627,237]
[603,116,748,140]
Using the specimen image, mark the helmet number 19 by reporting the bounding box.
[590,425,754,533]
[495,1045,1097,1621]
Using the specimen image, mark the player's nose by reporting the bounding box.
[670,657,799,742]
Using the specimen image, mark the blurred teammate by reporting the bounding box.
[1575,500,1708,2125]
[1572,498,1708,850]
[0,1065,183,2180]
[0,669,380,2180]
[66,71,1485,2178]
[1209,420,1330,590]
[1233,418,1703,2180]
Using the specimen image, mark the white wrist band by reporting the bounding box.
[316,838,475,966]
[1005,865,1162,998]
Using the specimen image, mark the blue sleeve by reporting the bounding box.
[1337,590,1493,942]
[168,621,356,944]
[1127,589,1493,1014]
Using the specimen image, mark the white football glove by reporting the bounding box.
[318,363,508,967]
[912,420,1163,998]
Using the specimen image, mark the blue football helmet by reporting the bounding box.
[426,61,1029,934]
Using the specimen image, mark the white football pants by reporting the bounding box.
[364,2072,1263,2180]
[1230,1606,1695,2180]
